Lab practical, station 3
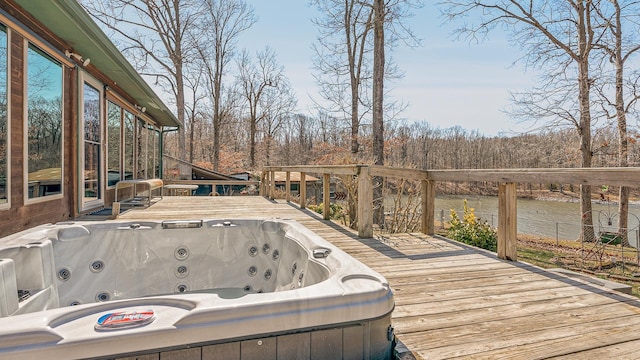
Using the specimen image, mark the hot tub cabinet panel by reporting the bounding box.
[0,219,394,359]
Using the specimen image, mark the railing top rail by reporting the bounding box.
[165,180,260,186]
[263,165,360,175]
[426,167,640,187]
[262,165,640,187]
[370,165,428,181]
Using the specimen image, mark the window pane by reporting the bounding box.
[154,129,160,178]
[84,142,100,200]
[136,118,147,179]
[83,83,100,142]
[27,44,62,199]
[124,111,134,180]
[0,25,7,204]
[146,125,154,179]
[107,101,121,187]
[83,82,101,202]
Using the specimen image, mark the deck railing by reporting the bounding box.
[262,165,640,262]
[165,180,260,190]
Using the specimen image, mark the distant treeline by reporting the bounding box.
[164,113,637,173]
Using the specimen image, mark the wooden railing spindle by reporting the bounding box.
[300,172,306,209]
[323,173,331,220]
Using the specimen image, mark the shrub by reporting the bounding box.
[447,199,497,252]
[308,203,345,221]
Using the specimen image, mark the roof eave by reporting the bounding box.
[12,0,180,128]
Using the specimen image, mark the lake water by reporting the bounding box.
[426,196,640,247]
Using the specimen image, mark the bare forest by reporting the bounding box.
[164,119,640,174]
[82,0,640,181]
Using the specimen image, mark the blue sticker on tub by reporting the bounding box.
[95,310,155,331]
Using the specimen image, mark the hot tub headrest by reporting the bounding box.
[56,225,91,242]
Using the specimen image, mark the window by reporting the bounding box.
[0,25,8,206]
[153,129,160,178]
[147,124,159,178]
[107,101,121,187]
[136,118,147,179]
[82,81,101,204]
[123,110,134,180]
[26,43,63,200]
[135,119,161,180]
[107,101,136,183]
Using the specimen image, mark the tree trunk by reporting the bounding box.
[577,0,594,242]
[265,135,271,166]
[350,82,359,157]
[250,114,257,168]
[212,91,221,172]
[212,46,222,172]
[611,0,629,246]
[372,0,385,227]
[189,116,194,163]
[175,64,190,179]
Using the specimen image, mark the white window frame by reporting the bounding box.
[78,70,104,211]
[0,26,10,210]
[106,100,122,189]
[23,40,64,205]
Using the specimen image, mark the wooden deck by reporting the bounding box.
[118,196,640,359]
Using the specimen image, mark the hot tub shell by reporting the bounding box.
[0,219,394,359]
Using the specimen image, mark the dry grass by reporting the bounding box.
[517,233,640,297]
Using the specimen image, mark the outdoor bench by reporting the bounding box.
[114,179,163,207]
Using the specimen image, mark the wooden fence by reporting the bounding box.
[262,165,640,262]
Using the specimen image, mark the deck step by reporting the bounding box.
[549,268,632,294]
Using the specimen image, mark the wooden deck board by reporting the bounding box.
[117,197,640,359]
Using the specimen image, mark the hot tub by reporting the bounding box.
[0,219,394,359]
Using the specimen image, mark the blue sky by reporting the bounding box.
[237,1,538,136]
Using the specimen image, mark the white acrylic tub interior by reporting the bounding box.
[0,219,394,359]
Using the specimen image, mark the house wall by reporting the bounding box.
[0,7,76,238]
[0,1,166,238]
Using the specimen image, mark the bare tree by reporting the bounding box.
[184,68,207,164]
[311,0,374,158]
[81,0,203,178]
[237,47,288,168]
[311,0,419,161]
[313,0,420,227]
[197,0,256,171]
[443,0,605,241]
[261,87,296,166]
[592,1,640,244]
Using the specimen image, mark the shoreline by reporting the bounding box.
[438,189,640,206]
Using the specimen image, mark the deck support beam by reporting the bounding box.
[498,182,517,261]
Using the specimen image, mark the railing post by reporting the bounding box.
[323,173,331,220]
[285,172,291,202]
[421,179,435,235]
[358,166,373,238]
[260,171,267,196]
[269,170,276,200]
[498,182,517,261]
[300,172,306,209]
